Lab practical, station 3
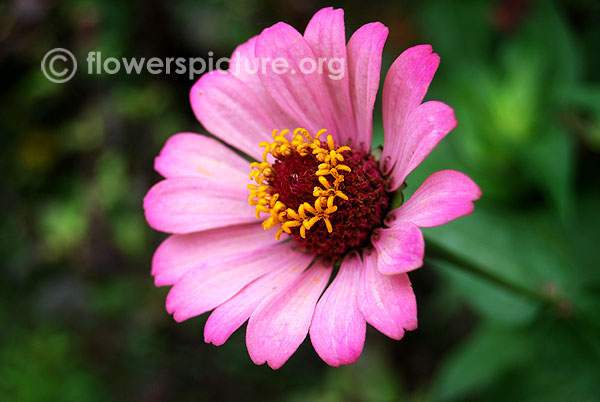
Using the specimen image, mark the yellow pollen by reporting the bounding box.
[248,128,352,240]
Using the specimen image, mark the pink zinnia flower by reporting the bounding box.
[144,7,481,369]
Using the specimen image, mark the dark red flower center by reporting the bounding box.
[268,147,390,257]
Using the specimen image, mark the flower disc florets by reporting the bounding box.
[249,128,389,257]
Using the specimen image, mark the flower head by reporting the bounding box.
[144,7,481,369]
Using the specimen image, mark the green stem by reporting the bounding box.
[426,240,600,358]
[425,238,557,307]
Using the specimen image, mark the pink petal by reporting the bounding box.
[190,70,284,161]
[229,36,264,88]
[152,223,279,286]
[309,251,366,367]
[143,177,255,234]
[381,45,440,176]
[229,36,299,130]
[357,250,418,340]
[304,7,357,145]
[154,133,249,186]
[246,260,332,369]
[255,22,337,142]
[347,22,388,151]
[386,170,482,227]
[166,242,306,322]
[204,260,309,346]
[371,222,425,275]
[386,101,457,190]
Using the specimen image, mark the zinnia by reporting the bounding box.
[144,7,481,369]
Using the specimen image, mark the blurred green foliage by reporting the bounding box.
[1,0,599,401]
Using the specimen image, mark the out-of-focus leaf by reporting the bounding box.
[556,85,600,150]
[112,211,148,257]
[38,190,89,261]
[113,84,172,121]
[94,151,148,256]
[168,0,258,49]
[434,315,600,402]
[0,328,108,402]
[286,344,405,402]
[432,324,531,402]
[419,0,580,212]
[557,84,600,114]
[431,259,537,324]
[494,316,600,402]
[423,206,575,324]
[419,0,493,66]
[61,106,105,152]
[96,151,127,209]
[568,192,600,286]
[518,126,574,218]
[91,278,146,318]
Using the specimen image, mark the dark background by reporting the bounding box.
[2,0,600,401]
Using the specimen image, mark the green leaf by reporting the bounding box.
[0,328,109,402]
[431,259,538,325]
[517,126,574,219]
[423,206,574,324]
[432,324,531,402]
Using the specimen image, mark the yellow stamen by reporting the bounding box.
[282,220,302,229]
[248,128,353,240]
[327,135,335,150]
